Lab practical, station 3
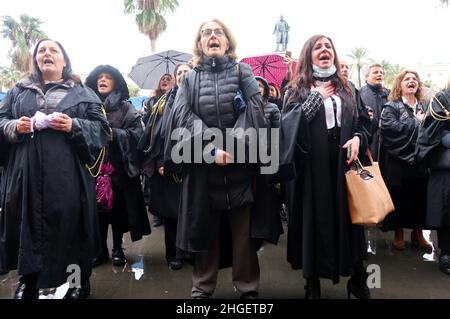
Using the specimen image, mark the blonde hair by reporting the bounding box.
[192,19,237,66]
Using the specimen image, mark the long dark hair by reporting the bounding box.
[31,39,81,84]
[288,34,351,103]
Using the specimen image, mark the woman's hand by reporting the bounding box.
[311,83,335,100]
[215,149,233,166]
[16,116,32,135]
[50,113,73,133]
[343,135,360,165]
[416,110,425,123]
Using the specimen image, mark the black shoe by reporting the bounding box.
[168,260,183,270]
[240,291,259,299]
[152,216,163,227]
[92,250,109,267]
[439,254,450,275]
[347,274,371,299]
[13,282,39,300]
[304,278,320,299]
[112,248,127,266]
[63,282,91,299]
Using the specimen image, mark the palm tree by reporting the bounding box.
[347,47,370,88]
[383,64,405,88]
[1,14,47,73]
[0,66,21,90]
[123,0,179,52]
[440,0,448,7]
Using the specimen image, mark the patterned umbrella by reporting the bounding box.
[240,53,297,89]
[129,50,192,89]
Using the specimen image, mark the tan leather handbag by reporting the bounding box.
[345,152,394,226]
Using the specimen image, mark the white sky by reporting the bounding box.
[1,0,449,81]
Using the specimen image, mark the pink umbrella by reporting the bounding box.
[240,53,298,89]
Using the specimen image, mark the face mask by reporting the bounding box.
[312,64,337,79]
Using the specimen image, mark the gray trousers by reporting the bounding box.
[191,205,260,297]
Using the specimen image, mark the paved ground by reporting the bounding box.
[1,219,449,300]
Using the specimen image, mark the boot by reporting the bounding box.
[112,247,127,266]
[393,228,405,250]
[347,273,371,299]
[13,275,39,300]
[304,277,320,299]
[63,281,91,299]
[411,228,433,253]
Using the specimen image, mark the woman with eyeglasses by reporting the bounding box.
[162,19,275,299]
[139,63,192,271]
[280,35,372,299]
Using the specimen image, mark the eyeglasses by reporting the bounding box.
[200,28,225,38]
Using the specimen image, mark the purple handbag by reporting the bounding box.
[96,162,115,212]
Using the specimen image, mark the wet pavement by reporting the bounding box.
[1,220,449,299]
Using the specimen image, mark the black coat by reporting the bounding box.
[379,99,428,230]
[103,93,151,241]
[281,88,371,282]
[138,88,182,219]
[360,83,390,159]
[416,88,450,227]
[0,78,110,287]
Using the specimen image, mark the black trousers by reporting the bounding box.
[438,227,450,253]
[163,217,178,262]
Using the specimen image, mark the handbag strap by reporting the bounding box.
[366,149,375,165]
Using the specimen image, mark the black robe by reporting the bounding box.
[379,100,428,230]
[416,88,450,228]
[0,80,110,288]
[280,88,371,283]
[104,93,151,241]
[138,87,182,219]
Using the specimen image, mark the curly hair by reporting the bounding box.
[388,70,423,103]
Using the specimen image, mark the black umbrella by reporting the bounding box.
[129,50,193,89]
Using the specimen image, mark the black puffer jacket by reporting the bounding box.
[194,57,257,211]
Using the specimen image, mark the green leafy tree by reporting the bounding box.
[383,63,405,88]
[0,66,21,90]
[128,83,141,98]
[1,14,47,73]
[423,79,439,92]
[347,47,370,88]
[123,0,179,52]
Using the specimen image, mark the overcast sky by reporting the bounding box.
[1,0,449,80]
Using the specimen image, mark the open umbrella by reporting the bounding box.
[240,53,297,89]
[129,50,193,90]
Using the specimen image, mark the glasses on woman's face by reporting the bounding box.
[200,28,225,38]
